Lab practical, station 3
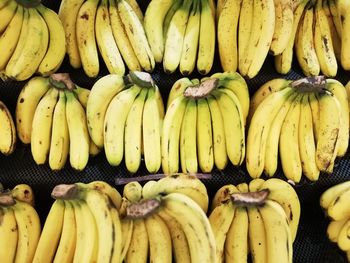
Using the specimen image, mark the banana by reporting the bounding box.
[31,87,58,165]
[295,5,320,76]
[13,200,41,263]
[163,0,192,74]
[120,219,133,262]
[160,193,216,263]
[247,206,267,263]
[320,181,350,209]
[211,184,240,209]
[158,209,191,263]
[0,100,16,155]
[225,207,249,263]
[279,93,303,183]
[179,0,201,75]
[314,0,337,77]
[104,85,141,166]
[163,0,183,39]
[212,89,245,166]
[259,200,293,263]
[109,0,141,71]
[144,0,175,63]
[259,178,301,241]
[0,0,17,33]
[142,173,209,213]
[298,94,320,181]
[142,87,162,173]
[327,187,350,221]
[327,0,342,37]
[76,0,99,77]
[124,88,148,173]
[87,74,125,147]
[337,219,350,251]
[73,85,90,108]
[270,0,293,55]
[58,0,85,68]
[207,95,227,170]
[65,91,90,171]
[325,79,349,157]
[264,91,298,177]
[16,77,51,144]
[124,181,142,202]
[238,0,253,75]
[110,206,123,263]
[145,214,172,263]
[246,87,294,178]
[96,0,125,75]
[11,184,35,207]
[327,218,348,242]
[248,178,266,192]
[196,98,214,173]
[308,92,320,143]
[337,0,350,69]
[71,200,98,263]
[53,201,76,263]
[125,0,143,22]
[32,200,65,263]
[155,84,165,120]
[161,96,188,174]
[48,91,69,170]
[197,0,216,75]
[166,77,193,109]
[0,4,23,71]
[217,0,241,72]
[0,207,18,262]
[82,188,122,263]
[274,0,309,74]
[180,99,198,173]
[0,0,10,10]
[125,219,149,263]
[118,0,155,72]
[87,181,122,209]
[5,8,49,81]
[36,4,66,76]
[209,201,236,263]
[315,91,340,173]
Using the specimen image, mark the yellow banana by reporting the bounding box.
[327,187,350,221]
[0,0,17,33]
[327,218,348,242]
[120,219,133,262]
[11,184,35,207]
[125,219,149,263]
[320,181,350,210]
[308,92,320,143]
[0,100,16,155]
[0,207,18,262]
[238,0,253,74]
[166,77,193,109]
[337,219,350,251]
[337,0,350,69]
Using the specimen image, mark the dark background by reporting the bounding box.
[0,0,350,262]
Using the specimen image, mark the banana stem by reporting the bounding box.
[49,73,76,91]
[183,78,219,99]
[230,189,270,206]
[15,0,41,8]
[0,192,16,206]
[291,76,327,93]
[127,71,155,88]
[51,184,78,200]
[125,198,161,219]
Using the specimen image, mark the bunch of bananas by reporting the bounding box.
[0,0,65,81]
[32,181,123,262]
[119,174,215,263]
[0,99,16,156]
[246,76,349,182]
[59,0,154,77]
[209,178,300,263]
[86,72,164,173]
[276,0,350,76]
[144,0,216,75]
[320,181,350,261]
[217,0,276,78]
[16,74,100,171]
[162,72,249,174]
[0,184,41,262]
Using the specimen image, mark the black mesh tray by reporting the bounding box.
[0,0,350,262]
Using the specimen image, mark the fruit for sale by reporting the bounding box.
[246,76,348,182]
[144,0,215,75]
[210,178,300,263]
[321,181,350,259]
[16,73,100,171]
[0,186,41,262]
[162,72,249,174]
[32,182,122,263]
[87,71,164,174]
[0,99,16,156]
[59,0,154,76]
[0,0,65,81]
[119,175,215,263]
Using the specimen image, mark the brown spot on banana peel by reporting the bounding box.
[80,13,89,20]
[230,189,270,206]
